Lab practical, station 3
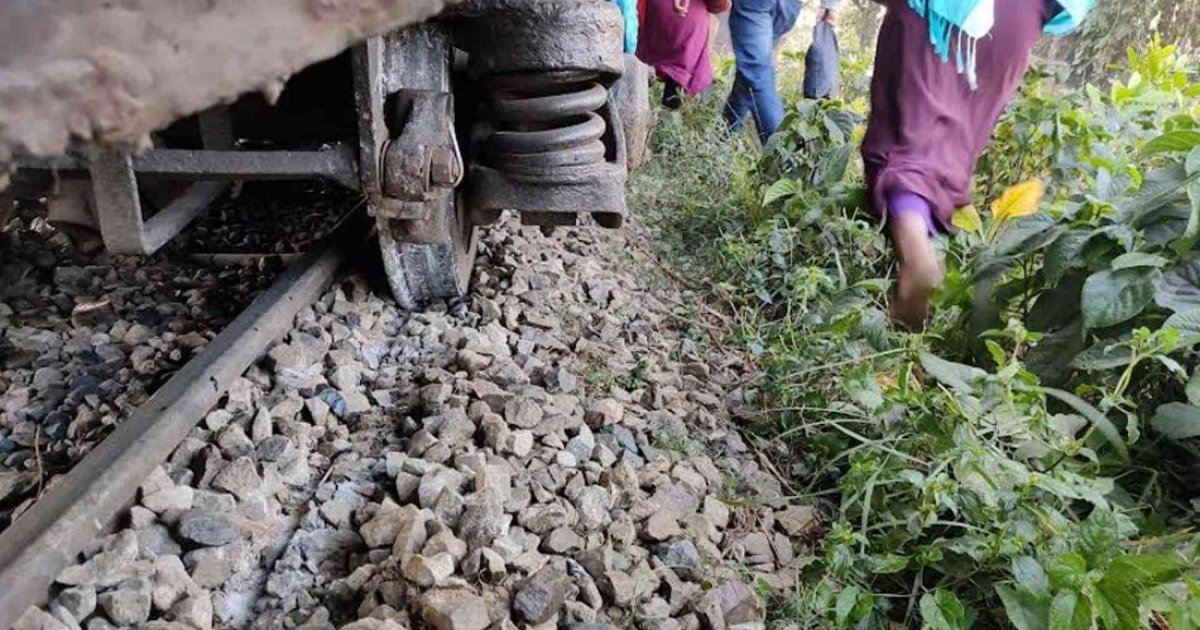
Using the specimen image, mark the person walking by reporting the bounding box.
[861,0,1093,329]
[637,0,730,109]
[723,0,841,144]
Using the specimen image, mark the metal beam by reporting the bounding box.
[88,148,148,255]
[141,181,228,253]
[20,145,360,192]
[87,149,230,256]
[131,146,360,191]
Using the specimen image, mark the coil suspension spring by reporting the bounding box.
[486,71,610,178]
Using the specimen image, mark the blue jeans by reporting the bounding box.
[723,0,802,144]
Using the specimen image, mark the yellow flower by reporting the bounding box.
[991,180,1045,221]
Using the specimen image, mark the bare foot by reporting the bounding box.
[888,213,944,331]
[890,256,943,331]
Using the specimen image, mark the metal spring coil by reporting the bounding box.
[486,71,609,178]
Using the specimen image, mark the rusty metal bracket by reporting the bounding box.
[373,90,462,222]
[354,23,465,245]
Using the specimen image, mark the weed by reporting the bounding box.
[633,37,1200,630]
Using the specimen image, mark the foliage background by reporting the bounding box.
[631,5,1200,628]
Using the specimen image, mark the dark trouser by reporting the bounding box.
[723,0,802,144]
[662,78,684,109]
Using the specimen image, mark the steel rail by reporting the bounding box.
[0,218,367,628]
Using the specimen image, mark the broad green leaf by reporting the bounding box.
[835,586,861,628]
[763,179,801,206]
[1188,369,1200,406]
[1013,557,1050,597]
[1155,262,1200,313]
[1140,198,1194,248]
[868,554,909,574]
[1028,276,1086,332]
[1120,163,1198,225]
[1096,167,1117,202]
[1050,414,1088,439]
[1095,578,1144,630]
[1078,509,1131,568]
[1047,553,1089,590]
[843,370,885,412]
[1164,309,1200,344]
[1173,148,1200,253]
[919,590,976,630]
[996,584,1050,630]
[1081,268,1159,330]
[1026,320,1086,384]
[1072,338,1133,371]
[825,109,860,136]
[921,353,987,393]
[1175,158,1200,253]
[1145,130,1200,155]
[1104,553,1186,589]
[1038,387,1129,462]
[812,145,853,188]
[1151,403,1200,440]
[992,214,1059,257]
[1044,230,1095,285]
[984,339,1006,368]
[969,259,1017,337]
[1110,252,1169,270]
[1049,592,1090,630]
[822,113,847,144]
[1036,471,1112,506]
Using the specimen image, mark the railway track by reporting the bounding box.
[0,220,366,628]
[0,213,803,630]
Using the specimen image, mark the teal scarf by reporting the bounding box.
[611,0,638,54]
[907,0,1094,87]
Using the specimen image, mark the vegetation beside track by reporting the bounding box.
[632,37,1200,629]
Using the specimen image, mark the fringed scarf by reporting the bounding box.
[906,0,1095,88]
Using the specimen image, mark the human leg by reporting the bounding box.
[885,191,942,330]
[722,1,763,131]
[662,77,684,109]
[723,0,783,143]
[723,72,752,131]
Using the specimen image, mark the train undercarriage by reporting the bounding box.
[4,0,651,308]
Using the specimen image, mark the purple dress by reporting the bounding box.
[636,0,715,95]
[861,0,1057,231]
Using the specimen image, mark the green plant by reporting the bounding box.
[632,36,1200,630]
[959,43,1200,441]
[994,528,1194,630]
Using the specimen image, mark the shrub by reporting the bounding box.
[633,38,1200,629]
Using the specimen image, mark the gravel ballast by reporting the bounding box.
[16,210,822,630]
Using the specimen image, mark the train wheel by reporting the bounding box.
[377,190,477,311]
